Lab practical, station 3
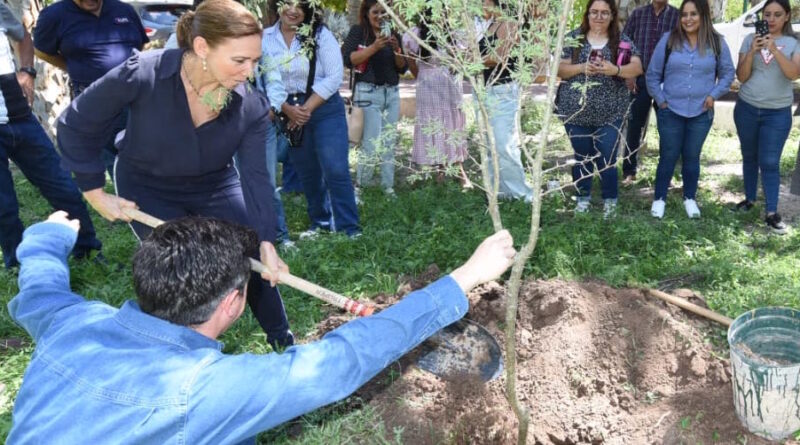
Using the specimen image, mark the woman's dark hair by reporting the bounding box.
[359,0,381,41]
[133,217,257,326]
[176,0,262,50]
[578,0,620,62]
[270,0,326,45]
[763,0,796,38]
[668,0,721,56]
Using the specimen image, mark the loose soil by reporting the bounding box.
[314,271,798,444]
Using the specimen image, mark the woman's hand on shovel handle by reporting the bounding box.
[82,189,138,222]
[450,230,516,293]
[259,241,288,287]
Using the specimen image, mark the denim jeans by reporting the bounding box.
[0,114,102,268]
[653,107,713,201]
[276,138,303,193]
[565,118,622,200]
[288,93,360,235]
[733,99,792,213]
[356,82,399,190]
[623,76,652,177]
[264,121,289,241]
[481,82,533,200]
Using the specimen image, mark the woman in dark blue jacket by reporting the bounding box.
[57,0,294,348]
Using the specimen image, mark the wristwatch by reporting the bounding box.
[19,66,37,78]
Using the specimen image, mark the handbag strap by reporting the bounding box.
[305,40,318,97]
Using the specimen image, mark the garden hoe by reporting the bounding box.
[122,208,504,382]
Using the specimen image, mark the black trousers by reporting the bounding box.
[114,160,290,338]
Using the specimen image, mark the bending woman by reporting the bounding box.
[57,0,294,348]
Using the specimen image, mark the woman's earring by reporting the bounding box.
[202,58,208,71]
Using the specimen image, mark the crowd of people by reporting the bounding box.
[558,0,798,233]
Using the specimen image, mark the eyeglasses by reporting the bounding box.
[589,10,611,19]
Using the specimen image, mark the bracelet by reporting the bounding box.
[615,65,621,76]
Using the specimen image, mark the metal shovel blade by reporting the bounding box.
[416,318,503,382]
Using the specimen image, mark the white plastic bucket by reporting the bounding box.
[728,307,800,440]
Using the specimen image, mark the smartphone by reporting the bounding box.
[755,19,769,37]
[380,20,392,38]
[590,48,604,63]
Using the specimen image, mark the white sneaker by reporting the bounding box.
[575,198,590,213]
[298,229,320,240]
[651,200,665,219]
[383,187,396,199]
[684,199,701,219]
[603,199,617,219]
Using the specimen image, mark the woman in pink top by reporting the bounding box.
[403,16,471,187]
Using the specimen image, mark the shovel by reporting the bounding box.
[122,208,504,382]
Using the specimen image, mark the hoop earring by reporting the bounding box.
[202,58,207,71]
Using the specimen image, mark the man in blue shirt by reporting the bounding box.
[7,211,515,443]
[33,0,148,178]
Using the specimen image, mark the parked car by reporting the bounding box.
[124,0,193,43]
[714,0,800,68]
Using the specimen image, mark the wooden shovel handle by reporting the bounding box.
[123,208,375,317]
[646,288,732,327]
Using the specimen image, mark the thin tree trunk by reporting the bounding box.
[347,0,360,26]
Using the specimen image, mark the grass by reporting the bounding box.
[1,113,799,443]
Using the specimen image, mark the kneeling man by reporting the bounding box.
[7,211,515,444]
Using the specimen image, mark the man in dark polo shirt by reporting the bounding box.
[33,0,148,179]
[0,2,102,269]
[621,0,679,184]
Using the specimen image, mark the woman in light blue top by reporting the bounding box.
[262,0,360,238]
[646,0,734,219]
[732,0,800,234]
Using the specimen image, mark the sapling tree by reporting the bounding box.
[377,0,575,442]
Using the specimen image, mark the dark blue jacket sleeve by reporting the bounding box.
[58,52,144,191]
[237,97,277,242]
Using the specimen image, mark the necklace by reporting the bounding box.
[181,53,203,98]
[181,53,231,112]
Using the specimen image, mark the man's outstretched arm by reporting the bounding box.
[187,231,516,443]
[7,212,85,342]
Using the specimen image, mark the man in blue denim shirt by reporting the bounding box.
[7,211,515,444]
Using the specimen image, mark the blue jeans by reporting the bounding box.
[734,99,791,213]
[623,76,651,177]
[288,93,360,235]
[565,119,622,200]
[356,83,399,190]
[482,82,532,200]
[0,114,102,268]
[264,121,289,241]
[654,107,713,201]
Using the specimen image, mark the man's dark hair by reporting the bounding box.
[133,217,257,326]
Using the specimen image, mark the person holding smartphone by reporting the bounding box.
[556,0,643,217]
[342,0,408,198]
[732,0,800,234]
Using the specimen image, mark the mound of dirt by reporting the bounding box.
[343,276,784,444]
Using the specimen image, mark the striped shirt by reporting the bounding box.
[261,22,343,107]
[622,3,679,71]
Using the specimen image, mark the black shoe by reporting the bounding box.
[731,199,754,212]
[267,330,295,351]
[765,213,788,235]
